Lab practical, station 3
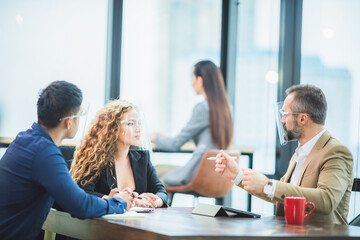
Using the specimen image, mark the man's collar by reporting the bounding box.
[297,128,326,156]
[32,122,54,143]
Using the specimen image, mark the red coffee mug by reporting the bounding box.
[284,197,315,224]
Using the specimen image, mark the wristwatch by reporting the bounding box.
[263,180,274,197]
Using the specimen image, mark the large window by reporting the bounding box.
[301,0,360,221]
[231,0,280,214]
[119,0,222,207]
[120,0,222,136]
[0,0,108,141]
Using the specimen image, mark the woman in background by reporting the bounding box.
[71,100,167,208]
[152,60,233,186]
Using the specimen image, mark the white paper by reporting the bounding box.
[101,211,146,220]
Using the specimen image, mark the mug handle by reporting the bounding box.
[304,201,315,219]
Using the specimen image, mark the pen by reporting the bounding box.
[207,156,237,160]
[133,194,142,200]
[116,190,142,199]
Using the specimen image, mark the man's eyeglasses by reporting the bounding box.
[59,108,87,121]
[279,109,304,118]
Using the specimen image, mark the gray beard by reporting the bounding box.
[283,122,302,142]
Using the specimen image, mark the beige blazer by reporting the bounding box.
[239,130,353,225]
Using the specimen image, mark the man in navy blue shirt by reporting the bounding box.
[0,81,134,240]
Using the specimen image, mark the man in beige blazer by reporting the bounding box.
[215,84,353,224]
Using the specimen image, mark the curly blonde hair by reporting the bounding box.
[71,99,135,187]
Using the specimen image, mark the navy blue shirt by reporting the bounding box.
[0,123,127,240]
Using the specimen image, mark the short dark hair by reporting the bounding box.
[286,84,327,125]
[37,80,82,128]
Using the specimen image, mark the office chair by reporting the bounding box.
[59,146,76,169]
[350,178,360,226]
[165,149,240,206]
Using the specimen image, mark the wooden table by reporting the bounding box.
[42,207,360,240]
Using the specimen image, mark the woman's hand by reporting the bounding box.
[150,133,157,142]
[141,193,163,208]
[150,132,166,142]
[133,198,156,208]
[133,193,163,208]
[101,188,119,199]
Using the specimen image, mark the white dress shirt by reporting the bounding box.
[289,128,326,186]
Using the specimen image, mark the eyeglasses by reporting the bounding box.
[59,108,87,121]
[279,109,304,118]
[120,119,142,127]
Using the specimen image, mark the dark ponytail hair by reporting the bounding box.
[194,60,233,149]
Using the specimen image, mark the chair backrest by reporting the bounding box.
[188,149,240,198]
[352,178,360,192]
[350,178,360,226]
[59,145,76,170]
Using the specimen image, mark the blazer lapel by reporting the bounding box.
[283,154,297,183]
[129,151,144,193]
[296,130,331,186]
[106,164,117,189]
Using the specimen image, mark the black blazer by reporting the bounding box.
[81,150,168,206]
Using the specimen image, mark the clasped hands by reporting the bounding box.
[103,187,161,210]
[214,150,269,195]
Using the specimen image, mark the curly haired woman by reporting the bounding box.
[71,100,167,208]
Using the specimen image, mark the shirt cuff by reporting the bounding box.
[267,179,277,199]
[106,197,127,214]
[232,170,243,185]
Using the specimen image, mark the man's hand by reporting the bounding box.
[242,169,269,195]
[101,188,119,199]
[110,187,136,211]
[214,150,239,181]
